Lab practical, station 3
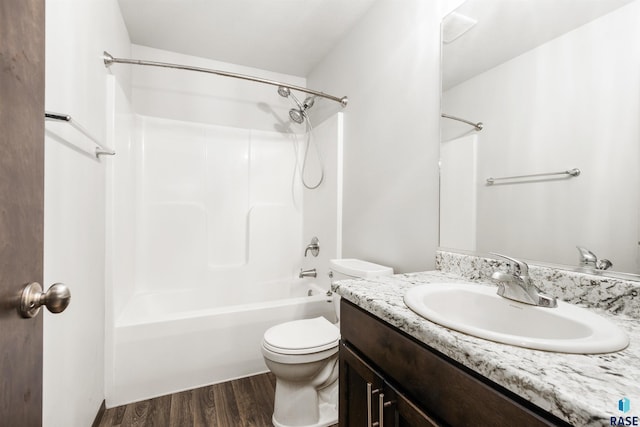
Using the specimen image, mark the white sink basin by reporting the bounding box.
[403,283,629,354]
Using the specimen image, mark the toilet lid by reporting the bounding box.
[263,317,340,355]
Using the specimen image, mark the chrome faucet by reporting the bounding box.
[299,268,317,278]
[304,237,320,257]
[490,253,557,308]
[576,246,613,271]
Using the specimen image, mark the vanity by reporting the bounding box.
[340,301,568,426]
[333,252,640,427]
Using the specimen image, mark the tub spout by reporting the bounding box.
[299,268,317,278]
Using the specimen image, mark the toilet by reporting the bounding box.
[262,259,393,427]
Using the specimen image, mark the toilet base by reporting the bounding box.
[271,372,338,427]
[272,401,337,427]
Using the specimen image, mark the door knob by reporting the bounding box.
[19,282,71,318]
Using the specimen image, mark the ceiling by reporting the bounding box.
[118,0,378,77]
[443,0,635,90]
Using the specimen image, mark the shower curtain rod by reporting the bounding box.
[441,113,483,131]
[103,51,348,107]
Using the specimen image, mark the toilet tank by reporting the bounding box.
[329,259,394,281]
[329,259,394,324]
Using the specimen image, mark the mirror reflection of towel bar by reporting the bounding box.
[441,113,483,131]
[45,111,116,158]
[487,168,580,185]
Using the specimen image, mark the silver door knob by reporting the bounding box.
[19,282,71,318]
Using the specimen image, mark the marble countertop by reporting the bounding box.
[332,271,640,427]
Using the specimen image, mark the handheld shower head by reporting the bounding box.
[289,97,317,124]
[289,108,306,124]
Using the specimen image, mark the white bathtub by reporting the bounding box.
[107,279,335,407]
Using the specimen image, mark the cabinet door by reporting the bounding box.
[341,343,440,427]
[381,383,440,427]
[340,342,385,426]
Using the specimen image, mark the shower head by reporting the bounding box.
[277,86,291,97]
[288,96,316,124]
[302,96,315,110]
[289,108,306,124]
[278,87,315,124]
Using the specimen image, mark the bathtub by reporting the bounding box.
[107,279,335,407]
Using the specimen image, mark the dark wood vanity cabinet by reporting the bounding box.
[340,341,438,426]
[339,300,572,427]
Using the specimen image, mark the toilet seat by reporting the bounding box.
[263,317,340,355]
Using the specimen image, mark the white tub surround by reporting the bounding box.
[332,263,640,426]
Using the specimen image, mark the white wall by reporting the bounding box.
[43,1,130,426]
[301,114,344,289]
[105,76,136,325]
[307,0,443,273]
[104,74,135,408]
[442,1,640,272]
[440,134,477,251]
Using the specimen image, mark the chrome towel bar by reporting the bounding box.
[441,113,483,131]
[45,111,115,158]
[486,168,580,185]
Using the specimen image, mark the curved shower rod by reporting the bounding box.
[103,51,348,107]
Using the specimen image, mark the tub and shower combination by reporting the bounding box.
[105,47,344,406]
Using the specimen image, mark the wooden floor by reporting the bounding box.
[96,373,338,427]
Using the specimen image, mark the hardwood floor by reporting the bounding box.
[96,373,338,427]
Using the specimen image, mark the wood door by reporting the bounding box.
[0,0,46,425]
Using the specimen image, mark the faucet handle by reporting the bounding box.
[597,259,613,270]
[304,237,320,257]
[576,246,598,265]
[490,252,529,276]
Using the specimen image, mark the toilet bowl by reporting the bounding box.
[262,316,340,427]
[262,259,393,427]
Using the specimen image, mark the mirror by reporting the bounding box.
[439,0,640,278]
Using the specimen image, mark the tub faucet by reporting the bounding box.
[299,268,317,278]
[490,253,557,308]
[576,246,613,271]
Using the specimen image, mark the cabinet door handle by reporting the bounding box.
[379,393,395,427]
[367,382,380,427]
